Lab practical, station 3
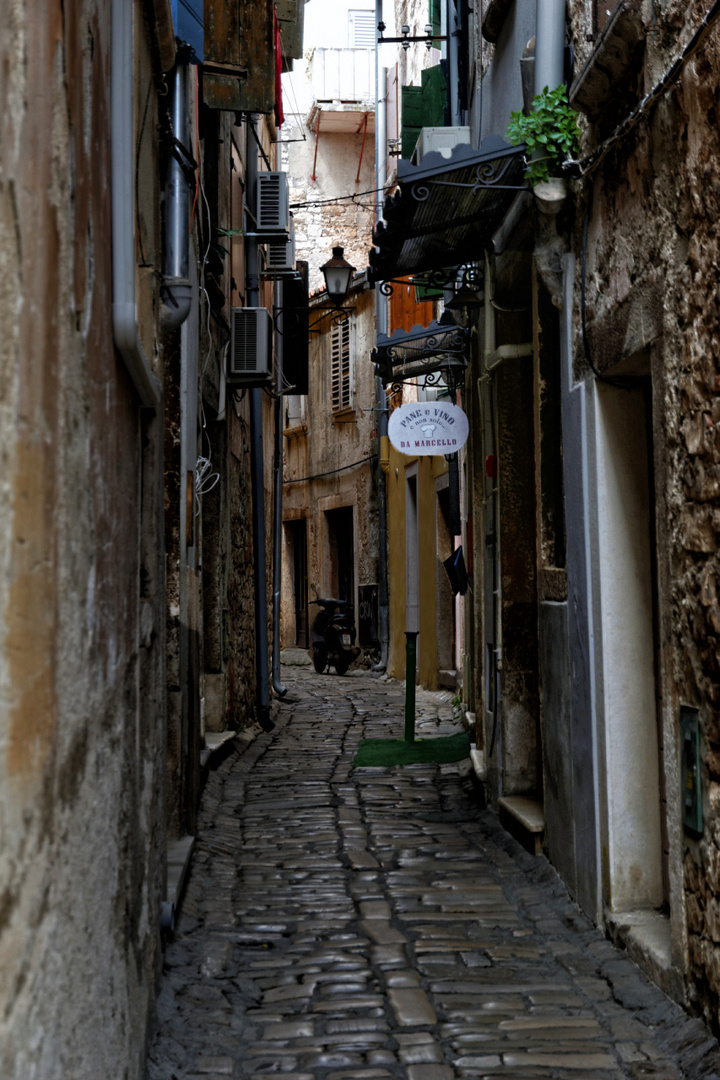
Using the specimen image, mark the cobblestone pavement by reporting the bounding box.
[147,665,720,1080]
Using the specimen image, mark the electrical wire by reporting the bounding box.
[290,184,390,209]
[136,76,153,266]
[570,0,720,179]
[283,455,376,485]
[189,64,201,233]
[245,114,273,171]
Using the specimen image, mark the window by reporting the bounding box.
[331,318,353,412]
[349,9,375,48]
[285,394,306,428]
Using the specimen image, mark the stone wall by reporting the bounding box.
[0,3,166,1077]
[283,116,375,293]
[566,0,720,1030]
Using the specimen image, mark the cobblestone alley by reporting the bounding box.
[146,664,720,1080]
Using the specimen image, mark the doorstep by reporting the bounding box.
[605,907,685,1004]
[498,796,545,855]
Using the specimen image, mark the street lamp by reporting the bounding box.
[320,246,355,307]
[445,283,483,329]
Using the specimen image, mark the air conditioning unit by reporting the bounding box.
[228,307,273,385]
[412,126,471,165]
[256,171,290,239]
[263,214,296,277]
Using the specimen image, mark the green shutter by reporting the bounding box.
[421,64,447,127]
[401,85,424,159]
[429,0,441,37]
[400,65,448,159]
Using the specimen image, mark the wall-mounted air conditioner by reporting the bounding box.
[412,126,471,165]
[263,214,296,277]
[227,307,273,385]
[256,171,290,239]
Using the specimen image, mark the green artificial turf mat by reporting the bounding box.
[353,731,471,767]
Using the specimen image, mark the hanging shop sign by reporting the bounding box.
[388,401,469,456]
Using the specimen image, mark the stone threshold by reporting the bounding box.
[498,795,545,855]
[605,907,686,1005]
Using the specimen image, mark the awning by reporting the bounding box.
[368,135,526,284]
[371,312,469,384]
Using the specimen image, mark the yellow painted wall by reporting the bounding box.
[386,444,447,688]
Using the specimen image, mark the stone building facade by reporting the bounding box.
[280,0,381,664]
[0,0,298,1076]
[375,0,720,1039]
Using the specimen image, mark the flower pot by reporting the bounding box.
[533,176,567,214]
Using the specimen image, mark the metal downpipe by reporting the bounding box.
[272,280,288,698]
[534,0,566,96]
[161,58,192,329]
[374,0,390,671]
[111,0,162,408]
[247,115,274,731]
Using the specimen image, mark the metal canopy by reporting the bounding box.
[368,135,526,284]
[371,312,469,384]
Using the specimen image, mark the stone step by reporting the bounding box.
[498,796,545,855]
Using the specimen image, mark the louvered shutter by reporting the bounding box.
[331,319,352,412]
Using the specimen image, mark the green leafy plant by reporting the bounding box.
[506,84,581,185]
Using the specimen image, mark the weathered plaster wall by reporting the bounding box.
[566,0,720,1027]
[282,288,379,642]
[0,3,166,1077]
[284,121,375,293]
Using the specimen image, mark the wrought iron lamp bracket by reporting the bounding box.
[378,264,482,297]
[273,304,355,336]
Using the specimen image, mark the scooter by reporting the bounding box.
[309,594,360,675]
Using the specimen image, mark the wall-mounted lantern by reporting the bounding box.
[320,246,355,308]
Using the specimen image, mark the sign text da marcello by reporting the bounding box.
[388,401,469,456]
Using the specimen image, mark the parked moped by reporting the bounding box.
[309,592,360,675]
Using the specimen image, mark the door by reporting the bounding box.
[326,506,354,606]
[287,520,308,648]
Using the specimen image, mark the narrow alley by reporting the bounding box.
[146,664,720,1080]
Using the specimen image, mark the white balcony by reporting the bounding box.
[311,47,375,104]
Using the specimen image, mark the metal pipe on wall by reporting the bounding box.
[161,58,192,329]
[246,116,275,732]
[111,0,162,408]
[534,0,566,96]
[447,0,461,127]
[272,279,288,698]
[375,0,390,670]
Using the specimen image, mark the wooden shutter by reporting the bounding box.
[331,320,352,412]
[204,0,275,113]
[429,0,441,37]
[400,65,448,159]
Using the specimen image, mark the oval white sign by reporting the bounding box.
[388,401,469,456]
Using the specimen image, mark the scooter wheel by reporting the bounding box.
[334,654,350,675]
[313,650,327,674]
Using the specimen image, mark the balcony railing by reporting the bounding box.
[311,48,375,104]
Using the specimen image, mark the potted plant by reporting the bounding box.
[506,84,581,212]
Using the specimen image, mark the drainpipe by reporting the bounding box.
[111,0,162,409]
[161,58,193,330]
[374,0,390,670]
[272,279,288,698]
[447,0,461,127]
[533,0,566,97]
[247,117,275,732]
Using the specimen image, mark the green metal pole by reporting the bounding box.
[404,631,418,743]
